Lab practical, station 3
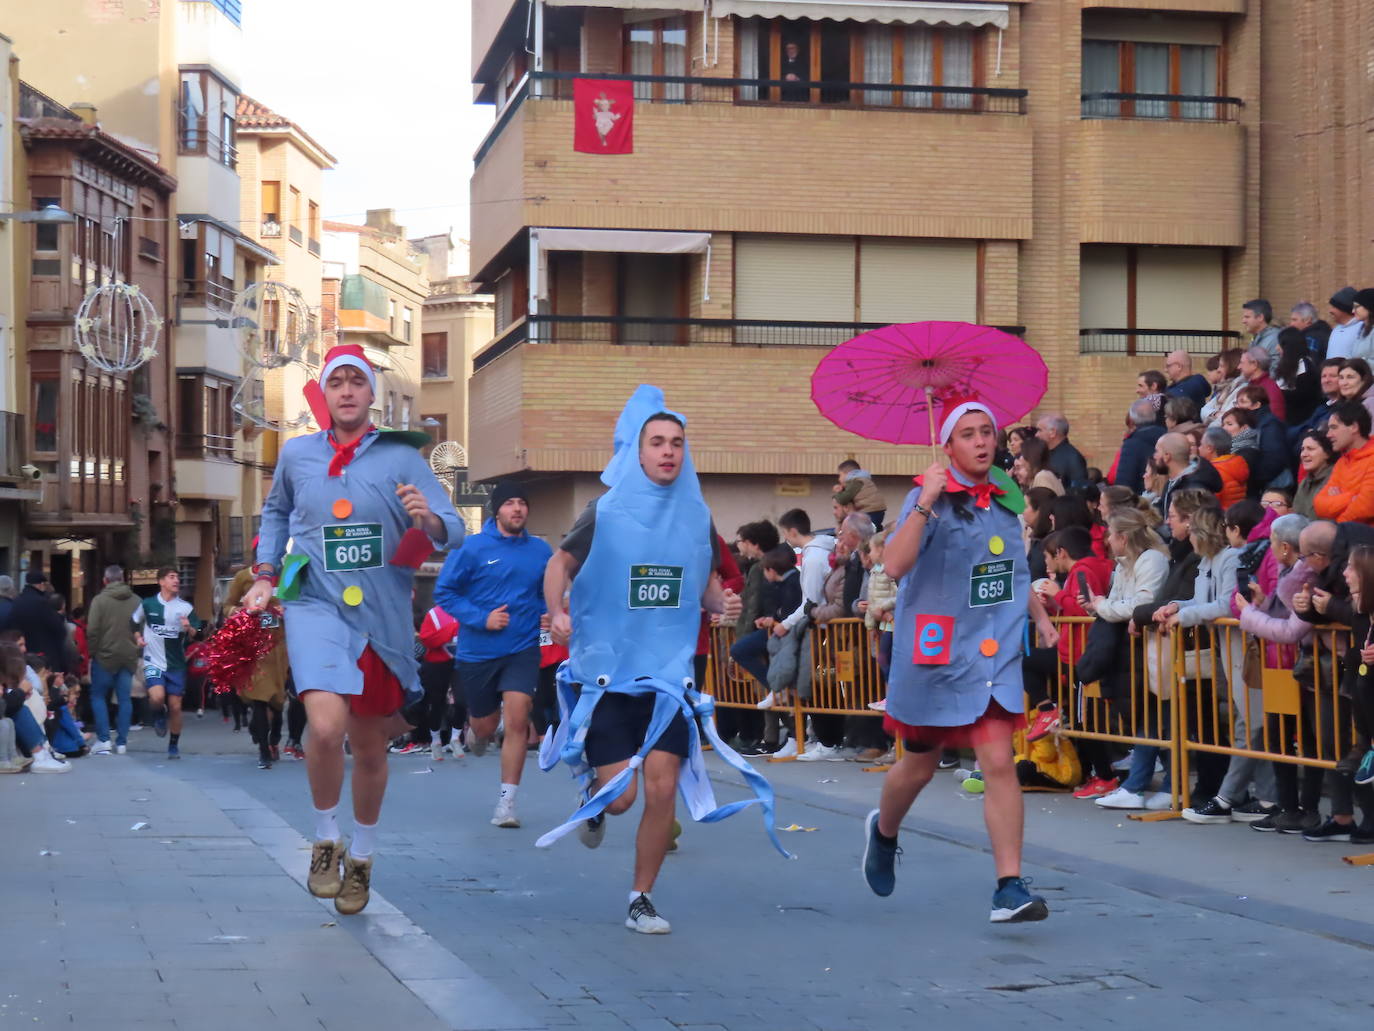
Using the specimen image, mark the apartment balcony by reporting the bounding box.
[1078,102,1246,247]
[471,71,1031,273]
[1079,328,1243,357]
[175,449,239,501]
[467,315,1024,481]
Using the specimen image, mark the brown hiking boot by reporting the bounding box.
[335,853,373,916]
[308,839,344,898]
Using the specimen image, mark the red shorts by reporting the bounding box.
[349,645,405,718]
[883,700,1018,752]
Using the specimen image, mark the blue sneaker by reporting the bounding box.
[990,877,1048,923]
[861,809,900,897]
[1356,750,1374,787]
[166,743,180,760]
[154,711,168,738]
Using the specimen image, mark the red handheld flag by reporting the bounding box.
[573,78,634,155]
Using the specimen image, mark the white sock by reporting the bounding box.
[499,782,518,801]
[629,890,649,903]
[350,820,377,859]
[314,805,339,842]
[430,729,441,744]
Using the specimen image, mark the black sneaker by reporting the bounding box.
[1250,810,1282,833]
[625,893,670,934]
[1302,817,1353,842]
[1275,810,1321,835]
[737,741,776,757]
[1230,799,1279,824]
[937,752,961,771]
[1181,797,1232,824]
[1351,822,1374,846]
[861,809,900,897]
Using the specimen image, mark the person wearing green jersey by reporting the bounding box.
[132,567,205,759]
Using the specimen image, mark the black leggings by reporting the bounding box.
[250,700,283,754]
[1021,647,1059,711]
[286,694,307,743]
[532,663,559,736]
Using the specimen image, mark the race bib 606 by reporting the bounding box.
[628,564,683,609]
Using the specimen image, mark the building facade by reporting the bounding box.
[466,0,1371,535]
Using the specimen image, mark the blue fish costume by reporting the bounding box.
[536,385,790,857]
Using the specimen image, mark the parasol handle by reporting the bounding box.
[924,386,941,464]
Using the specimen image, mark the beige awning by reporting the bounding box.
[710,0,1008,28]
[543,0,705,9]
[533,228,711,255]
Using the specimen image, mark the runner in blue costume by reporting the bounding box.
[540,385,790,934]
[242,344,464,916]
[860,399,1060,923]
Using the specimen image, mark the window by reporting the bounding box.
[177,374,235,457]
[178,69,237,166]
[1079,244,1225,353]
[422,331,448,377]
[32,376,59,453]
[402,307,413,343]
[31,194,62,277]
[308,201,320,244]
[400,395,413,431]
[261,181,281,236]
[1082,40,1220,119]
[624,17,687,100]
[422,414,448,448]
[179,223,236,309]
[388,298,397,336]
[288,187,302,245]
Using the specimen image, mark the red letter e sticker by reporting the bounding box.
[912,614,954,665]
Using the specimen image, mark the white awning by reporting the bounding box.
[709,0,1008,28]
[543,0,705,10]
[532,227,711,254]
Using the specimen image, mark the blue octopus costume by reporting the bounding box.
[536,386,789,857]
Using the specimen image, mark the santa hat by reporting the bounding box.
[320,344,376,393]
[938,395,997,445]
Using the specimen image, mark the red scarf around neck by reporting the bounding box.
[327,426,373,477]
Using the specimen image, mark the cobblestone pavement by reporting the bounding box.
[8,713,1374,1030]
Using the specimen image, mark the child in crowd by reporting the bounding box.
[1013,718,1081,791]
[755,544,803,712]
[863,534,897,681]
[0,642,70,772]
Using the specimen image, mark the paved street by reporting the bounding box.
[8,713,1374,1031]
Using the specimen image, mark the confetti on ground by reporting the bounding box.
[781,824,818,832]
[39,850,59,856]
[65,819,76,825]
[410,768,434,774]
[818,778,838,783]
[320,921,337,928]
[130,822,149,831]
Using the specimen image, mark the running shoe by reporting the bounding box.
[1072,776,1118,799]
[154,712,167,737]
[1230,800,1278,823]
[754,691,776,710]
[115,744,127,755]
[625,893,671,934]
[937,752,961,770]
[578,813,606,849]
[491,797,520,828]
[770,739,798,759]
[430,741,444,763]
[335,853,373,915]
[1025,705,1061,743]
[666,818,682,853]
[90,739,112,756]
[283,742,304,760]
[796,742,842,762]
[31,748,72,773]
[257,754,273,770]
[389,741,425,755]
[1094,787,1146,810]
[990,877,1049,923]
[308,839,345,898]
[1303,817,1353,843]
[1356,749,1374,787]
[861,809,899,897]
[166,743,180,760]
[469,735,492,758]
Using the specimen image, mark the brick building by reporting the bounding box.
[466,0,1373,536]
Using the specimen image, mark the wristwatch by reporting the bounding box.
[912,501,935,519]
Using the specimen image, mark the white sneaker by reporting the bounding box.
[115,744,127,755]
[491,797,520,828]
[866,698,888,712]
[1145,791,1173,811]
[755,692,776,710]
[797,743,841,763]
[430,741,444,762]
[771,739,798,759]
[578,813,606,849]
[1111,750,1134,773]
[32,748,72,773]
[1094,787,1146,809]
[90,739,112,756]
[625,893,671,934]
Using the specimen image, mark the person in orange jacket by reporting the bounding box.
[1313,402,1374,524]
[1201,425,1249,508]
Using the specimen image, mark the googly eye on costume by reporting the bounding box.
[595,675,610,687]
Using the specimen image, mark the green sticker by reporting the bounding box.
[970,559,1015,608]
[275,554,310,601]
[628,564,684,609]
[322,523,384,572]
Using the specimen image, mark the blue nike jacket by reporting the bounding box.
[433,519,553,663]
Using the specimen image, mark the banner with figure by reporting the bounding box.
[573,78,634,155]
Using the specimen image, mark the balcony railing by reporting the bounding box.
[178,278,236,312]
[177,433,236,459]
[476,315,1026,370]
[289,225,304,246]
[474,70,1028,166]
[261,220,282,238]
[1081,92,1242,122]
[1079,328,1243,357]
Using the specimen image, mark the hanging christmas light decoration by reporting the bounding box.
[74,282,164,373]
[230,280,315,369]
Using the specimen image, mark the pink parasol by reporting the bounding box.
[810,321,1048,445]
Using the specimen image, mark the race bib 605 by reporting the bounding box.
[323,523,384,572]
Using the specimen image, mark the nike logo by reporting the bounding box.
[486,559,500,565]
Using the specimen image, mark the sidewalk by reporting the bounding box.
[4,734,537,1031]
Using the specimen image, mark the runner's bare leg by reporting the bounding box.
[876,747,940,837]
[345,710,391,825]
[302,691,348,811]
[499,691,533,785]
[972,736,1023,879]
[632,749,679,894]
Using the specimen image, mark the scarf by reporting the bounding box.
[327,426,372,477]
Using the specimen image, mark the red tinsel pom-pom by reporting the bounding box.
[204,608,278,694]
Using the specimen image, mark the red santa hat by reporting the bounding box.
[937,393,997,445]
[320,344,376,393]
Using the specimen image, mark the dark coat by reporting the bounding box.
[1159,461,1223,530]
[1165,374,1210,407]
[9,585,68,672]
[1250,407,1294,494]
[1047,440,1089,489]
[1112,423,1166,493]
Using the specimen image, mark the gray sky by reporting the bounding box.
[239,0,493,262]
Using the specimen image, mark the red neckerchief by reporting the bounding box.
[912,474,1005,510]
[327,425,373,477]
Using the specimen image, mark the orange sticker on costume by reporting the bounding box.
[342,585,364,607]
[332,498,353,519]
[913,614,954,665]
[979,638,999,657]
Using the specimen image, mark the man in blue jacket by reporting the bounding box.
[434,482,552,828]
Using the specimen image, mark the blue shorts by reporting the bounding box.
[457,647,540,720]
[145,668,186,697]
[583,690,690,768]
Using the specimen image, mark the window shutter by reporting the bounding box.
[858,238,976,323]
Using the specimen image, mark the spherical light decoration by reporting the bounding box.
[230,362,317,433]
[230,280,316,369]
[74,282,164,372]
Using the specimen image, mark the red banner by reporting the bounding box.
[573,78,634,155]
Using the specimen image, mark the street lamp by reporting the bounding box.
[0,204,76,225]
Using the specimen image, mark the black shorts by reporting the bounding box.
[583,689,691,769]
[457,647,540,720]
